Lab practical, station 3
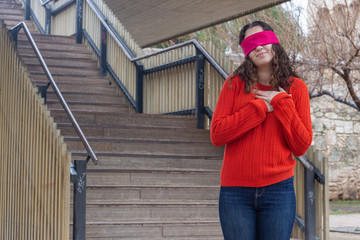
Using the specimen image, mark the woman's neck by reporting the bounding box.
[257,68,272,86]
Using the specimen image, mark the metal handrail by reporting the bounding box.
[85,0,228,80]
[41,0,53,6]
[9,22,98,165]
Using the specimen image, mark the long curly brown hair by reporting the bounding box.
[229,21,300,93]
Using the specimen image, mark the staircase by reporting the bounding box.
[1,0,224,239]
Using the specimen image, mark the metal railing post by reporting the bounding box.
[44,6,51,34]
[76,0,83,44]
[195,48,205,129]
[10,27,20,48]
[100,22,107,76]
[73,159,88,240]
[25,0,31,20]
[304,167,317,240]
[135,63,144,113]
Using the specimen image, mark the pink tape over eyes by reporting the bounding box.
[240,31,280,56]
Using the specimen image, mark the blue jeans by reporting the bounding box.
[219,177,296,240]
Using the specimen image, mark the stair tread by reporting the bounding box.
[71,151,220,159]
[58,122,202,130]
[85,167,219,173]
[65,135,211,144]
[84,219,220,225]
[84,184,219,188]
[81,200,218,205]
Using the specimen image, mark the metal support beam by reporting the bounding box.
[37,83,50,103]
[304,168,317,240]
[195,48,205,129]
[100,22,107,76]
[135,63,144,113]
[76,0,83,43]
[25,0,30,20]
[73,159,88,240]
[9,26,21,48]
[45,7,51,34]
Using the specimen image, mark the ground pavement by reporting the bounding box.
[329,213,360,240]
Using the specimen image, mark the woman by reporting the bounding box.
[210,21,313,240]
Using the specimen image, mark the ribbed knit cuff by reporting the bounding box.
[271,92,290,106]
[254,99,269,113]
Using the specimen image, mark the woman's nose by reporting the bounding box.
[255,45,263,51]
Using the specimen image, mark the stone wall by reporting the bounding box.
[310,95,360,200]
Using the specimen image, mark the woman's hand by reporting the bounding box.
[253,87,286,112]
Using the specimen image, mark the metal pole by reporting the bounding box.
[195,48,205,129]
[25,0,30,20]
[45,7,51,34]
[76,0,83,44]
[135,63,144,113]
[100,22,107,76]
[304,168,317,240]
[73,160,88,240]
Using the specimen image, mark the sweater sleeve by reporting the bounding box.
[271,80,313,156]
[210,78,269,147]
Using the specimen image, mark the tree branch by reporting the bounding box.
[309,90,360,111]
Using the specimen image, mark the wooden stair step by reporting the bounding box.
[31,72,110,82]
[33,76,110,85]
[69,221,222,239]
[22,56,98,68]
[0,7,24,15]
[40,84,116,94]
[51,110,197,128]
[83,170,220,186]
[3,20,38,33]
[58,123,211,142]
[28,65,101,75]
[18,47,92,59]
[70,203,219,222]
[18,40,90,52]
[29,69,105,78]
[17,32,76,44]
[0,1,22,8]
[0,13,25,21]
[84,155,220,171]
[64,137,221,156]
[71,185,220,201]
[46,101,130,112]
[46,92,127,104]
[72,152,220,161]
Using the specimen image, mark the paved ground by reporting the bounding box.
[329,214,360,240]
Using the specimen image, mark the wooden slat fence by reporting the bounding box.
[29,0,47,30]
[0,20,71,240]
[51,0,77,36]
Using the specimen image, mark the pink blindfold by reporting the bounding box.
[240,31,280,56]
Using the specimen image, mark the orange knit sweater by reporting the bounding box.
[210,76,312,187]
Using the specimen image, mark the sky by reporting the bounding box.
[283,0,309,34]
